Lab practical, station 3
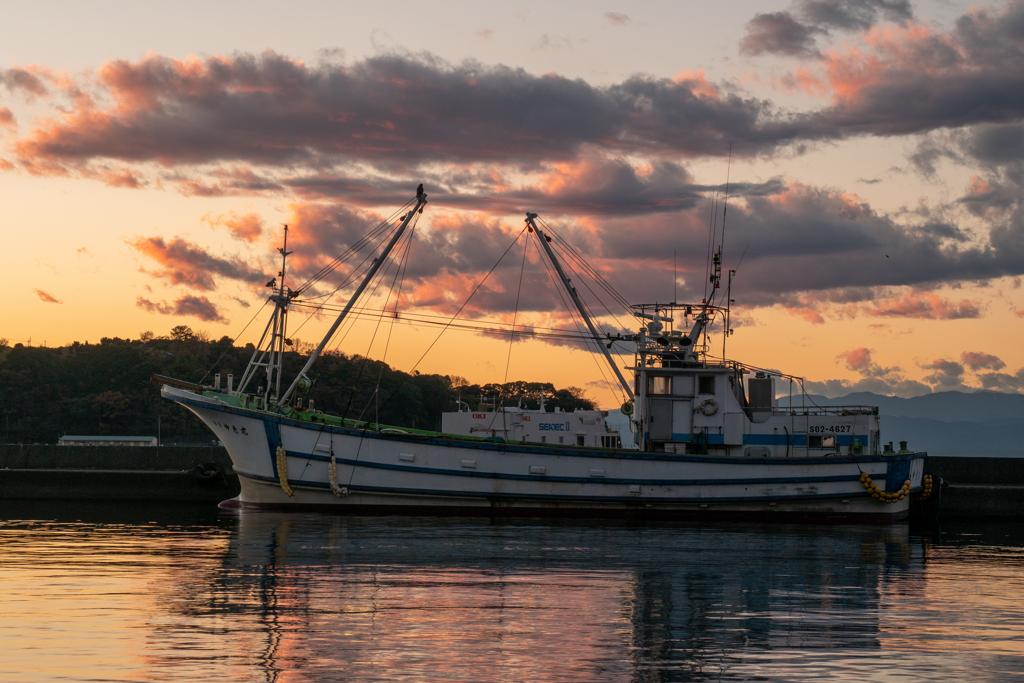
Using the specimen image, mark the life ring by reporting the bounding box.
[621,401,634,415]
[698,398,718,416]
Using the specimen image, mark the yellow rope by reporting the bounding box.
[860,471,910,503]
[276,445,294,497]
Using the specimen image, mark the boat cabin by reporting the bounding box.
[630,305,880,457]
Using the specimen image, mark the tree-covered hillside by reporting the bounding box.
[0,328,594,444]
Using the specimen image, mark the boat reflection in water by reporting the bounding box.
[220,513,918,681]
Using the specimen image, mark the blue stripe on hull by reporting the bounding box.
[236,468,902,506]
[279,449,891,487]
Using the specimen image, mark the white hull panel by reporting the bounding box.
[164,386,926,521]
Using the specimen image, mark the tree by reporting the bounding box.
[170,325,194,341]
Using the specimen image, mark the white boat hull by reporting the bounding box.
[164,386,927,521]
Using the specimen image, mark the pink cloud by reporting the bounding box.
[201,210,264,242]
[960,351,1005,371]
[33,288,62,303]
[839,347,873,372]
[128,235,265,290]
[862,290,982,320]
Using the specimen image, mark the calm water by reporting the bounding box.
[1,504,1023,682]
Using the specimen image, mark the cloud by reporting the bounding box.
[920,358,967,389]
[201,210,264,242]
[33,288,62,303]
[960,351,1005,371]
[740,1,913,59]
[802,345,933,396]
[3,50,796,180]
[797,3,1024,136]
[0,107,15,129]
[128,236,267,290]
[534,34,574,50]
[605,12,630,26]
[0,66,50,98]
[136,294,227,322]
[474,28,494,39]
[978,368,1024,392]
[799,0,913,31]
[740,12,825,58]
[861,290,982,320]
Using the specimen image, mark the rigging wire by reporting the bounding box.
[501,229,530,389]
[531,235,624,405]
[340,217,420,423]
[288,301,605,342]
[375,224,530,416]
[198,300,272,384]
[294,200,413,295]
[287,219,405,340]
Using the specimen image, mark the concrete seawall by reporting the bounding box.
[0,445,239,503]
[1,446,1021,518]
[919,455,1024,519]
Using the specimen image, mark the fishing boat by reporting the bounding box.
[160,187,928,520]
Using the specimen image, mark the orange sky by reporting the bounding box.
[4,0,1024,405]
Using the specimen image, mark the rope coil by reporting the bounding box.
[275,445,294,497]
[860,471,909,503]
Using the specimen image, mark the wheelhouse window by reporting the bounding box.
[698,375,716,394]
[808,435,836,449]
[648,376,671,395]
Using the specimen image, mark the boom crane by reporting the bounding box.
[525,213,634,401]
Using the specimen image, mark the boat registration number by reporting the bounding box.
[808,425,851,433]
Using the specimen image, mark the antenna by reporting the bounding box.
[720,144,732,258]
[673,250,677,304]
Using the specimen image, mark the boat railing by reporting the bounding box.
[771,405,879,416]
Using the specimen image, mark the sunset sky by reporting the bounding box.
[4,0,1024,405]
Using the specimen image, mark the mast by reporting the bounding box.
[525,213,634,400]
[278,188,428,407]
[236,226,295,406]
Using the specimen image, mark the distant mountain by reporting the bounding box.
[778,390,1024,458]
[779,390,1024,423]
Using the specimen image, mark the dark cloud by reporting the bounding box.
[978,368,1024,392]
[605,12,630,26]
[2,3,1023,186]
[136,294,227,322]
[128,236,267,290]
[740,1,913,58]
[804,2,1024,139]
[799,0,913,31]
[921,358,967,389]
[740,12,825,58]
[5,50,797,178]
[0,107,15,129]
[605,184,1024,306]
[961,351,1005,371]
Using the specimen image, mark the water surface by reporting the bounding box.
[1,502,1022,682]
